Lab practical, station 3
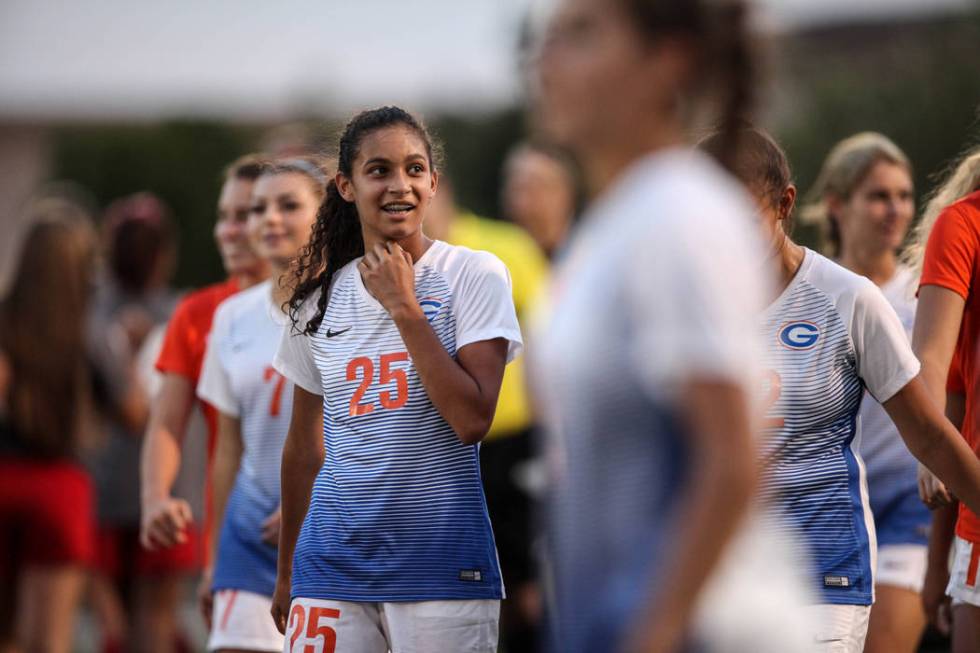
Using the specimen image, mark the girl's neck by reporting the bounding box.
[774,233,806,296]
[269,262,291,313]
[838,246,897,288]
[233,263,270,292]
[363,231,433,264]
[583,121,683,199]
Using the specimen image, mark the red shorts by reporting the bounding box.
[0,459,95,568]
[96,525,202,578]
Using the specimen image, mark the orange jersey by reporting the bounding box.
[155,278,239,457]
[920,190,980,543]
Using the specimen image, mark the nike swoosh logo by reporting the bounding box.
[326,327,352,338]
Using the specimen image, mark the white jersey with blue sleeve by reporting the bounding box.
[273,240,522,602]
[759,250,920,605]
[197,280,292,597]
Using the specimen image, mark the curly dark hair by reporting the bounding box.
[286,106,438,335]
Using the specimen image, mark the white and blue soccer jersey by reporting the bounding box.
[534,150,813,653]
[856,267,930,547]
[273,240,522,602]
[197,280,293,597]
[760,250,920,605]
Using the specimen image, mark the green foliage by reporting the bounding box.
[51,121,258,288]
[775,12,980,249]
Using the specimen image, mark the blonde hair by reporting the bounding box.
[902,146,980,278]
[800,132,912,256]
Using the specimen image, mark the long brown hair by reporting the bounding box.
[0,200,98,457]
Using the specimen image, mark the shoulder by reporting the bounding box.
[934,191,980,237]
[426,241,510,283]
[805,251,877,302]
[172,279,238,323]
[609,149,757,248]
[213,280,269,325]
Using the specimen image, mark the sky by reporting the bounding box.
[0,0,973,122]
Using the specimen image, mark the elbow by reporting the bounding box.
[454,415,493,446]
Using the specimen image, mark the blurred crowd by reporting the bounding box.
[0,134,577,653]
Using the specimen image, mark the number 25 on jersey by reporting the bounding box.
[346,352,409,417]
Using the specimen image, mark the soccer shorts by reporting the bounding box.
[284,597,499,653]
[208,588,284,652]
[0,459,95,567]
[875,543,927,593]
[947,536,980,607]
[802,604,871,652]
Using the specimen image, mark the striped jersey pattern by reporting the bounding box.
[277,241,521,602]
[759,250,919,605]
[197,280,292,597]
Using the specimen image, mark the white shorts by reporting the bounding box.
[208,589,284,652]
[801,604,871,653]
[876,543,927,593]
[947,536,980,607]
[284,597,499,653]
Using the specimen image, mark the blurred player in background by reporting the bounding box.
[905,145,980,652]
[139,155,270,640]
[0,203,100,653]
[530,1,817,652]
[197,157,327,652]
[85,192,183,653]
[801,133,927,653]
[425,175,547,652]
[500,141,578,260]
[272,107,521,652]
[702,125,980,652]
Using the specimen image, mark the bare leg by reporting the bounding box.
[863,584,926,653]
[134,575,184,653]
[952,603,980,653]
[16,565,87,653]
[88,573,128,651]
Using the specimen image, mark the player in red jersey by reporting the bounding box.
[139,155,270,636]
[905,145,980,651]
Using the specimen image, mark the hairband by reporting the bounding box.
[275,158,328,186]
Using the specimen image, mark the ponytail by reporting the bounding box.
[709,1,754,173]
[621,0,755,171]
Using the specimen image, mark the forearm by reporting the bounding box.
[140,375,194,505]
[208,427,242,568]
[277,436,321,581]
[915,421,980,513]
[392,308,496,444]
[140,421,183,506]
[928,503,959,571]
[630,382,756,650]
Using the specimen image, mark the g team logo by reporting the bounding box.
[778,321,820,350]
[419,296,443,322]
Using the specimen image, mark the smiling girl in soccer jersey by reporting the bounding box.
[196,157,328,652]
[271,107,521,653]
[802,133,928,653]
[700,126,980,652]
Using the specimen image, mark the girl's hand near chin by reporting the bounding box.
[358,242,423,320]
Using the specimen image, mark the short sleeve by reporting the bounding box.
[155,298,196,378]
[196,307,238,417]
[920,205,978,300]
[454,252,524,362]
[627,207,765,396]
[850,281,921,403]
[273,297,323,395]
